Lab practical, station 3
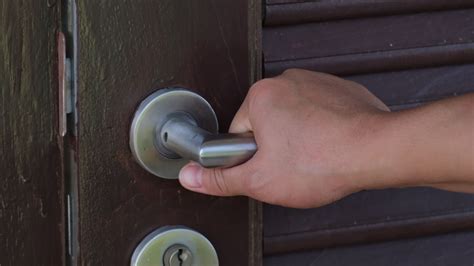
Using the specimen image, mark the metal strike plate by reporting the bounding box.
[131,226,219,266]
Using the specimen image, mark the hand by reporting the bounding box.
[178,69,391,208]
[179,69,474,208]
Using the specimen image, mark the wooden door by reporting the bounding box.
[74,1,262,265]
[0,2,65,265]
[5,1,473,265]
[1,0,262,265]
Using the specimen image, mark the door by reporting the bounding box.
[0,2,65,265]
[4,1,474,265]
[1,0,262,265]
[74,1,262,265]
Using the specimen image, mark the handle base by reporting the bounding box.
[130,88,218,179]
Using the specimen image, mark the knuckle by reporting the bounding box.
[248,78,275,99]
[282,68,301,76]
[247,78,279,110]
[209,169,230,195]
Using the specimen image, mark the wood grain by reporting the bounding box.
[265,43,474,76]
[265,0,474,25]
[264,188,474,254]
[0,1,65,265]
[346,64,474,106]
[264,9,474,62]
[264,230,474,266]
[77,1,261,265]
[248,0,264,264]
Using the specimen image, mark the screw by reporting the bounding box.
[163,244,193,266]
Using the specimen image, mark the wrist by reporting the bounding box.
[349,111,406,190]
[360,96,474,190]
[348,110,433,191]
[366,110,424,189]
[336,111,401,192]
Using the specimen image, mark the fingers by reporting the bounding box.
[179,86,258,196]
[179,162,250,196]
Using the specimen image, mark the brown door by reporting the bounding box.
[4,1,474,266]
[2,0,262,265]
[1,2,65,265]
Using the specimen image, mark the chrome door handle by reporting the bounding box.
[160,115,257,168]
[130,88,257,179]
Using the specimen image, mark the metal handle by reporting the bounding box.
[130,88,257,179]
[160,115,257,168]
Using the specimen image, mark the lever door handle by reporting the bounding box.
[130,88,257,179]
[161,116,257,168]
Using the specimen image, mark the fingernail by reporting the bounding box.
[179,164,203,188]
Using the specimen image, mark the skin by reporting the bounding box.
[179,69,474,208]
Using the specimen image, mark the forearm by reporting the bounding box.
[366,93,474,190]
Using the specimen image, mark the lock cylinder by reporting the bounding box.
[131,226,218,266]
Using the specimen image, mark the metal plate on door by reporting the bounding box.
[131,226,219,266]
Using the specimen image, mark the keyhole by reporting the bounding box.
[178,248,189,265]
[162,244,193,266]
[163,132,168,142]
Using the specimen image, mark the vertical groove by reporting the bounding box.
[62,0,79,265]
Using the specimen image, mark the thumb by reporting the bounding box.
[179,162,247,196]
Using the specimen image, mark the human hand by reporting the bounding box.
[178,69,391,208]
